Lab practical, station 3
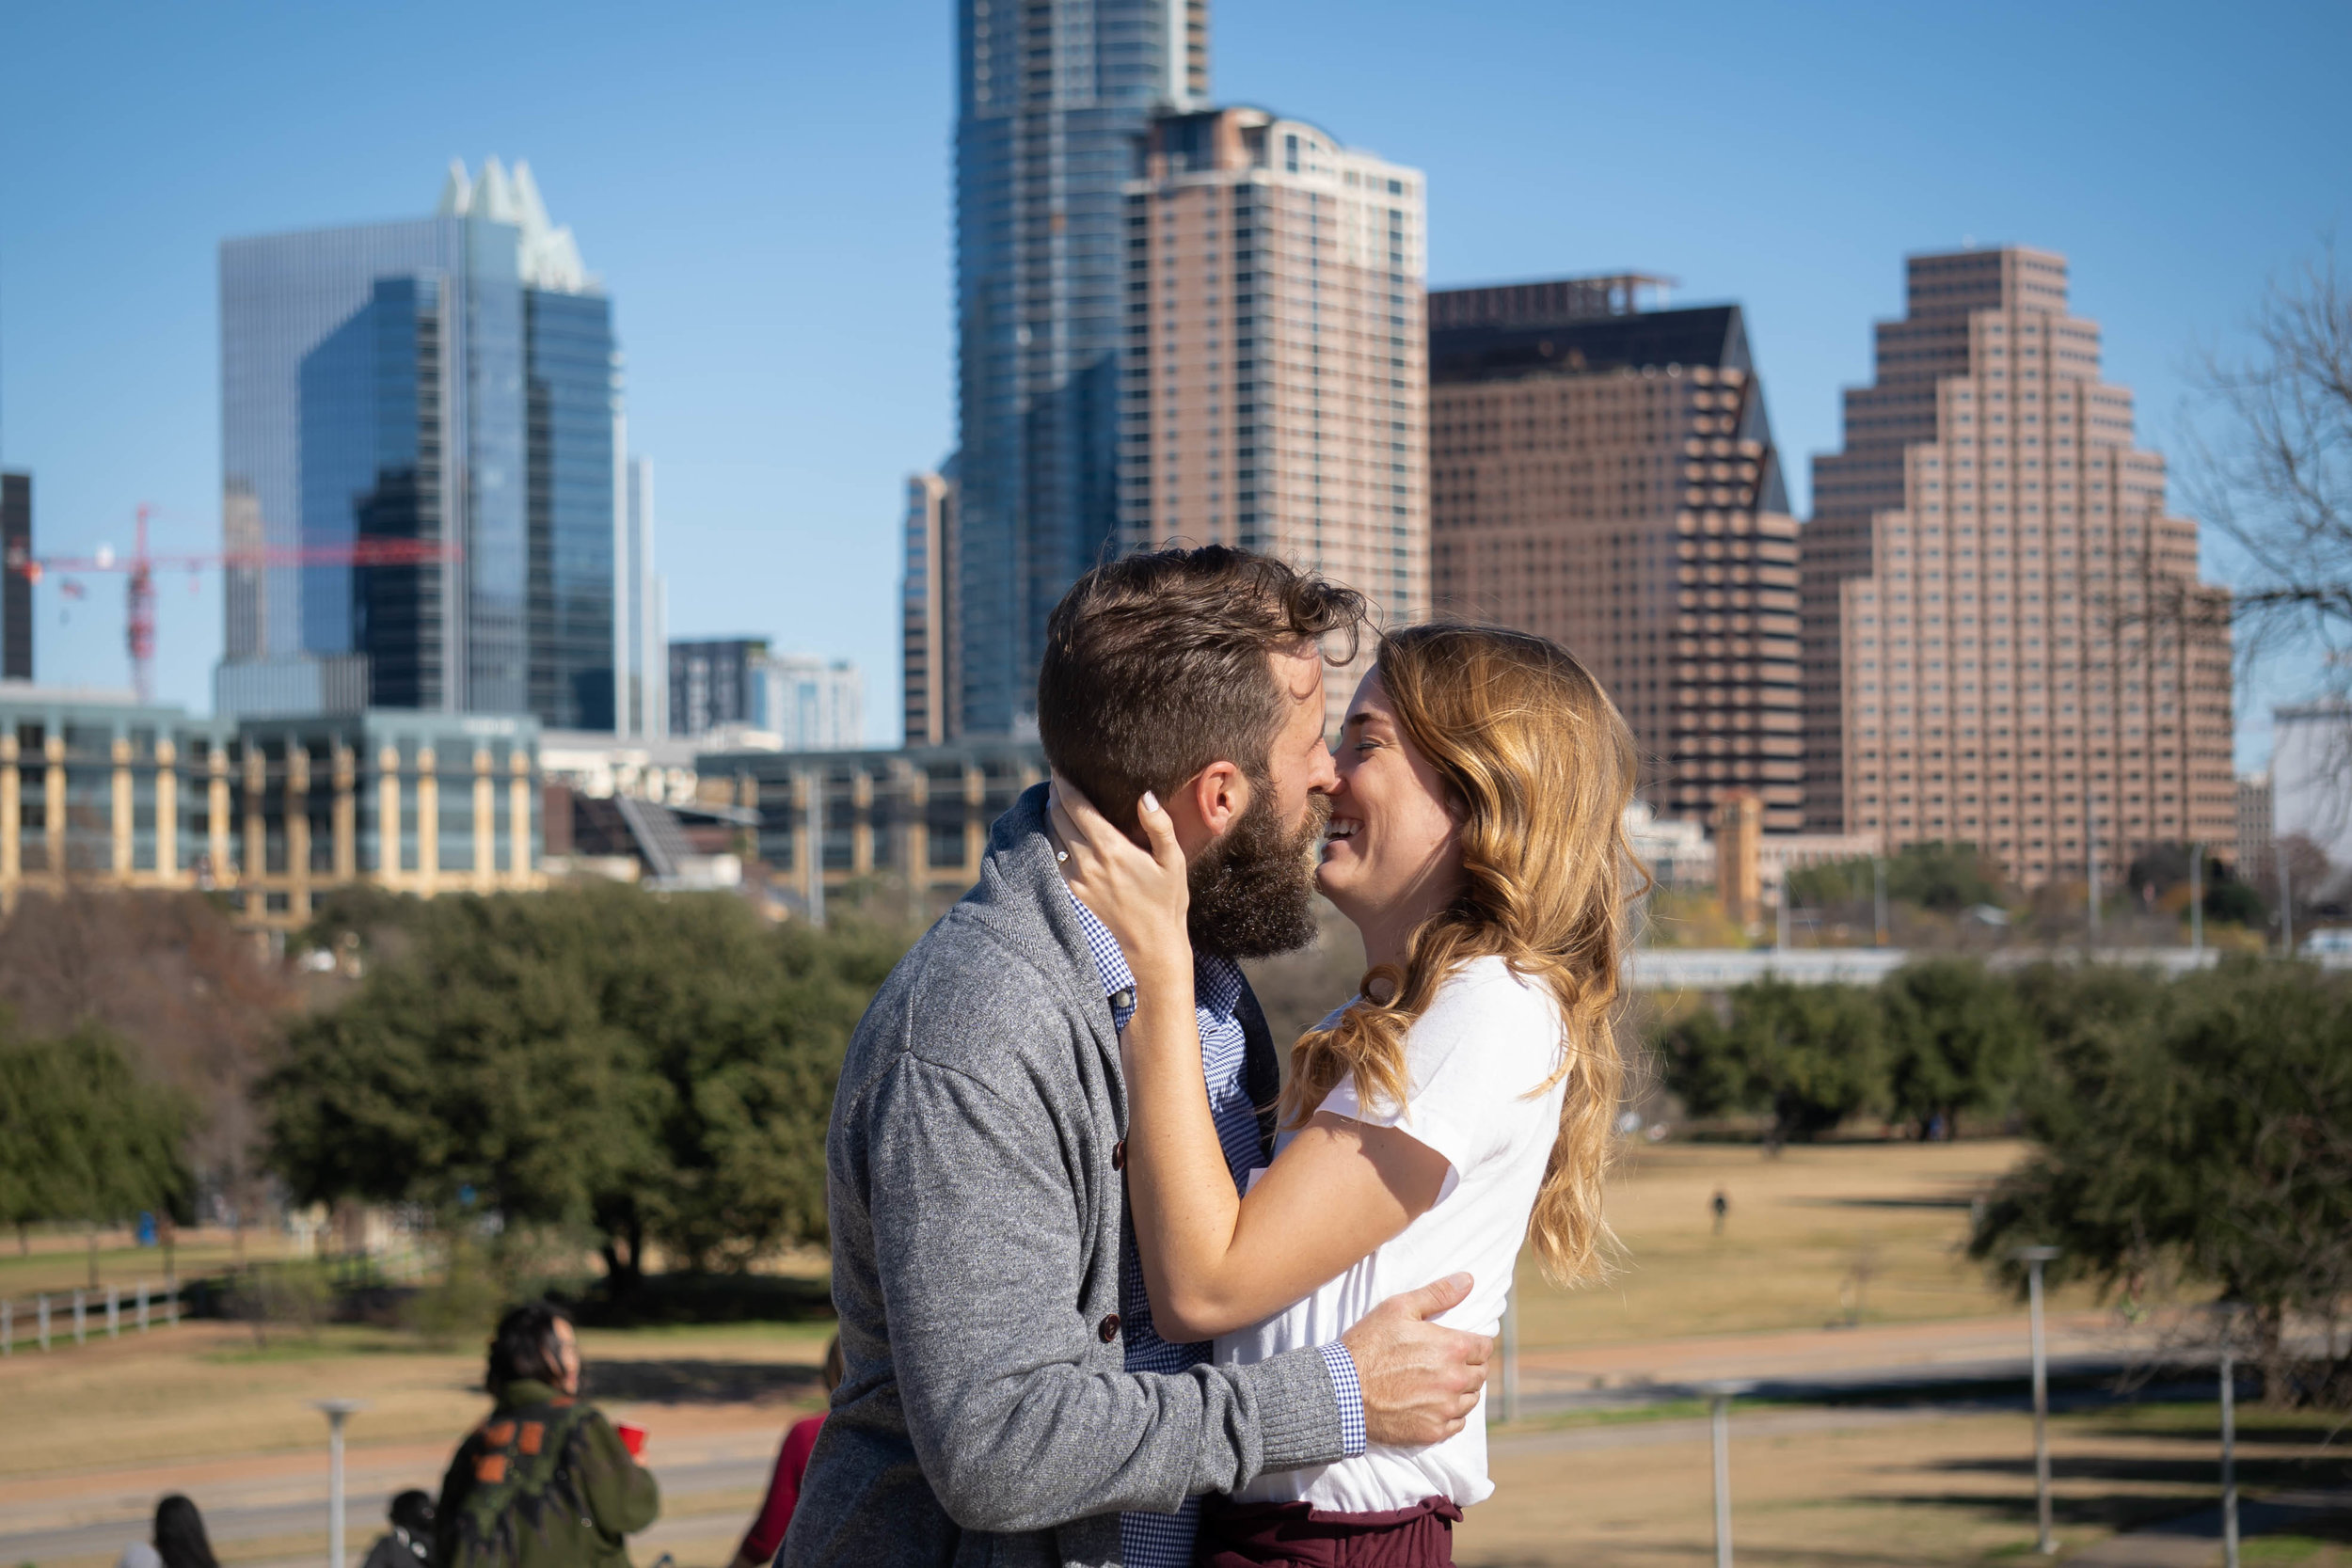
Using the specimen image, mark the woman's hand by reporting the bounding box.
[1048,771,1192,987]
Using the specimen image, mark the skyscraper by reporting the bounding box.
[1803,246,2233,885]
[954,0,1209,735]
[217,158,620,729]
[1,471,29,680]
[617,457,667,739]
[1428,279,1802,827]
[1120,105,1428,718]
[903,470,956,746]
[669,637,771,738]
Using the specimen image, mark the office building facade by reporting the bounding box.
[954,0,1209,735]
[1803,246,2233,885]
[1,472,29,679]
[0,686,539,926]
[903,470,956,746]
[669,638,771,738]
[1429,279,1802,827]
[1120,106,1428,716]
[217,158,619,730]
[617,457,667,739]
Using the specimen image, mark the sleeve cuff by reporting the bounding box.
[1318,1341,1368,1458]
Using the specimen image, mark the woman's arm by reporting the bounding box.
[1051,780,1450,1342]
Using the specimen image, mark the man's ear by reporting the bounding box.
[1187,759,1249,837]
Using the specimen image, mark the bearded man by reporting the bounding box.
[784,547,1490,1568]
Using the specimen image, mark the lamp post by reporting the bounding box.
[2217,1305,2243,1568]
[2011,1246,2062,1555]
[2189,841,2204,955]
[1873,855,1889,948]
[1698,1379,1755,1568]
[313,1399,368,1567]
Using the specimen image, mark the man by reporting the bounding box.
[786,547,1490,1568]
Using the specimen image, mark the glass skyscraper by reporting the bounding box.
[953,0,1208,734]
[218,158,619,730]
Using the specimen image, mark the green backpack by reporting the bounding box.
[446,1399,599,1568]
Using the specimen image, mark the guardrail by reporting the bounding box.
[0,1278,182,1354]
[1629,945,2352,990]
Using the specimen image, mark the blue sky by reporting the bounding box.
[2,0,2344,760]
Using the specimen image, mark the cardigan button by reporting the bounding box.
[1098,1313,1121,1342]
[1111,1140,1127,1172]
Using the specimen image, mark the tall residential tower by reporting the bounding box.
[1119,106,1428,705]
[954,0,1208,735]
[1803,246,2233,885]
[217,158,621,729]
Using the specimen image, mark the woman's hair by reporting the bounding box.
[485,1300,571,1392]
[153,1495,219,1568]
[1281,623,1646,1287]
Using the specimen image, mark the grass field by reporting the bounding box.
[1510,1137,2112,1349]
[5,1140,2338,1567]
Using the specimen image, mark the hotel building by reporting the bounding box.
[1428,278,1802,828]
[1802,246,2233,884]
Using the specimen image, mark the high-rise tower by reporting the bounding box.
[954,0,1208,735]
[1803,246,2233,885]
[218,158,620,729]
[1120,106,1428,728]
[1428,279,1801,827]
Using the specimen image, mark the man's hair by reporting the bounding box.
[485,1300,571,1392]
[1038,546,1366,829]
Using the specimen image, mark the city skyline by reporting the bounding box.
[1,0,2344,761]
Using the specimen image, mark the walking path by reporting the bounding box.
[2068,1489,2352,1566]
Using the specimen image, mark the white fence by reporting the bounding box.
[0,1277,182,1354]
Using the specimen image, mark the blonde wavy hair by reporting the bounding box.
[1282,623,1646,1287]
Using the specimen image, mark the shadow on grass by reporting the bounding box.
[585,1357,824,1405]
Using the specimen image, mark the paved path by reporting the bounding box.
[2069,1489,2352,1566]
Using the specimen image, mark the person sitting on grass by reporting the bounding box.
[434,1302,660,1568]
[726,1336,844,1568]
[119,1494,218,1568]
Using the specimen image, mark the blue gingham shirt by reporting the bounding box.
[1065,891,1365,1566]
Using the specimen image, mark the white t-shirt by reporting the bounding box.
[1218,954,1567,1513]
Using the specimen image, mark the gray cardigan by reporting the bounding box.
[781,786,1347,1568]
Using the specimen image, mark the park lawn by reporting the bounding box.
[1510,1138,2113,1349]
[0,1318,831,1480]
[1460,1399,2352,1567]
[0,1226,296,1300]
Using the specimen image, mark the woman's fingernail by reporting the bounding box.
[1141,791,1159,814]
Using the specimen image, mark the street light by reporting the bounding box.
[1697,1379,1755,1568]
[2216,1304,2244,1568]
[312,1399,368,1567]
[2010,1247,2062,1555]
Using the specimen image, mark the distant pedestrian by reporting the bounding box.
[152,1496,219,1568]
[362,1489,437,1568]
[726,1337,844,1568]
[1711,1188,1729,1235]
[435,1302,660,1568]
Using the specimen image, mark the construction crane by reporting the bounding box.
[4,503,461,703]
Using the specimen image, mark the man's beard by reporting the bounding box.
[1187,785,1328,960]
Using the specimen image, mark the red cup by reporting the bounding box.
[615,1422,647,1459]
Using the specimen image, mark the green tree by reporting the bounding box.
[1788,842,2007,914]
[1878,958,2034,1135]
[0,1016,192,1263]
[266,884,908,1288]
[1972,959,2352,1404]
[1661,977,1887,1144]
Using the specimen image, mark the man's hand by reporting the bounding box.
[1341,1273,1492,1447]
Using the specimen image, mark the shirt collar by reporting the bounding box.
[1064,881,1247,1022]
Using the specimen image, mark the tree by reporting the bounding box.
[1660,977,1886,1144]
[0,1017,193,1266]
[1973,959,2352,1404]
[266,884,908,1288]
[1878,958,2034,1135]
[1787,841,2007,915]
[2182,243,2352,673]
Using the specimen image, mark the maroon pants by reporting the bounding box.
[1197,1493,1462,1568]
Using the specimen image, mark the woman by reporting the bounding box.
[1052,624,1640,1566]
[119,1495,216,1568]
[434,1303,660,1568]
[724,1336,843,1568]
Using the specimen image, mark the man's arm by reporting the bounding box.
[866,1045,1347,1533]
[575,1411,660,1538]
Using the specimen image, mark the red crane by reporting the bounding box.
[5,504,461,703]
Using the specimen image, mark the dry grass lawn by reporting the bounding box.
[1511,1138,2110,1350]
